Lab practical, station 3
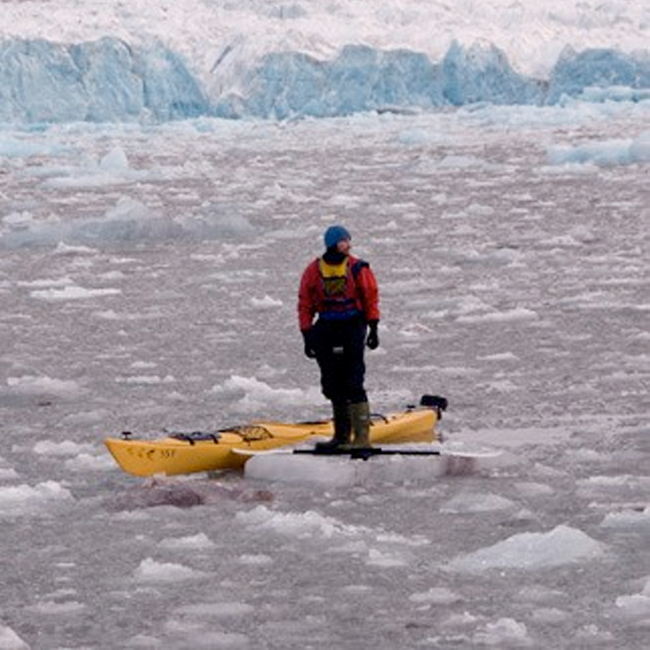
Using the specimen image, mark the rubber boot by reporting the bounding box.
[315,402,351,451]
[350,401,372,449]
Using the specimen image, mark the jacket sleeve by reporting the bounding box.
[357,265,380,322]
[298,261,319,331]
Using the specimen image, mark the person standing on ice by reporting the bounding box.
[298,225,380,450]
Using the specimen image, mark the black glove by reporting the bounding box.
[302,329,317,359]
[366,320,379,350]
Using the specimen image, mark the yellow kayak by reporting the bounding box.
[104,406,442,478]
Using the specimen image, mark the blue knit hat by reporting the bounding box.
[324,225,351,249]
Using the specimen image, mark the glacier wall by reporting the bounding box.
[0,37,209,123]
[0,37,649,123]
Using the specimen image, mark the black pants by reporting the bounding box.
[311,318,367,404]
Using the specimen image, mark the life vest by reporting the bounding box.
[318,257,367,320]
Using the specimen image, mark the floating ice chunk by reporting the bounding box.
[440,611,480,628]
[466,203,496,217]
[366,548,408,568]
[99,146,129,171]
[577,475,650,498]
[64,453,115,472]
[238,554,273,566]
[409,587,462,605]
[615,593,650,618]
[159,533,215,551]
[630,131,650,163]
[615,579,650,620]
[62,409,112,427]
[0,624,29,649]
[2,211,35,227]
[133,558,204,583]
[601,508,650,530]
[7,375,83,398]
[53,242,97,256]
[457,307,538,324]
[17,276,73,289]
[376,530,429,547]
[529,608,568,624]
[0,136,66,159]
[212,375,325,412]
[472,618,533,647]
[244,445,460,488]
[244,451,450,486]
[2,200,250,249]
[548,132,650,167]
[30,285,121,301]
[236,505,360,539]
[574,624,615,643]
[548,139,630,166]
[250,295,283,309]
[0,468,20,480]
[40,170,131,190]
[124,634,162,648]
[0,481,73,516]
[115,375,175,385]
[483,379,520,393]
[398,323,435,339]
[478,352,519,362]
[131,361,158,370]
[0,197,160,248]
[33,440,95,457]
[580,475,645,487]
[449,525,603,571]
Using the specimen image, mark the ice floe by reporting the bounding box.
[449,525,603,571]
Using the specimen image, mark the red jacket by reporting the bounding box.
[298,254,380,331]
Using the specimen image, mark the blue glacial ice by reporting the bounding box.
[0,36,649,123]
[215,45,446,119]
[0,37,209,123]
[547,46,650,105]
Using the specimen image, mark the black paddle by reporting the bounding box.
[292,447,444,461]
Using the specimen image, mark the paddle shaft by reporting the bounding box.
[292,447,443,460]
